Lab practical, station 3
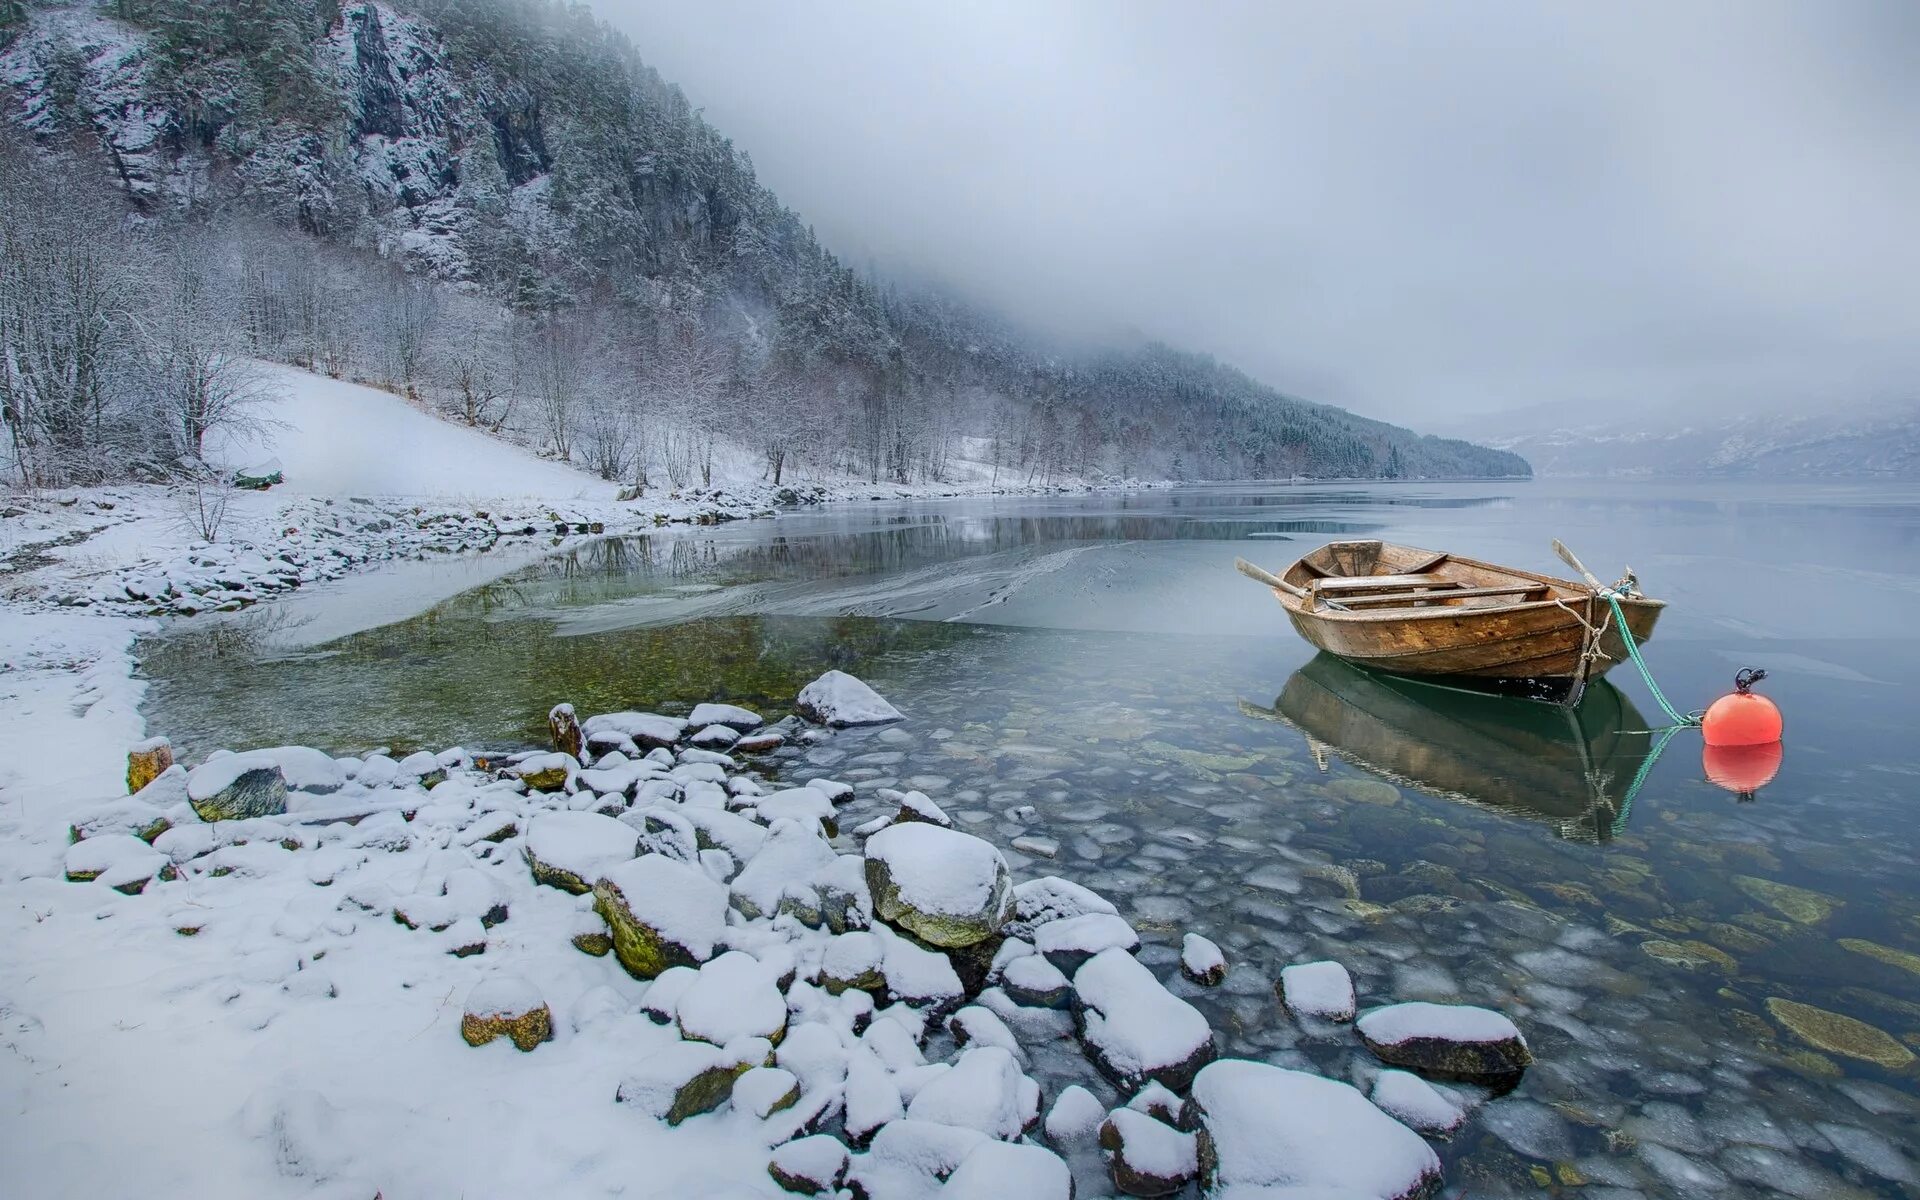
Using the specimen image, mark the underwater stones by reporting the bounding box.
[1180,933,1226,986]
[1186,1060,1442,1200]
[1278,960,1357,1023]
[1357,1002,1532,1080]
[185,754,288,821]
[796,670,903,727]
[548,703,583,759]
[593,854,728,979]
[524,811,638,893]
[864,823,1012,948]
[126,737,174,794]
[1073,947,1216,1093]
[1764,998,1914,1069]
[1733,874,1840,924]
[1838,937,1920,978]
[1327,776,1401,805]
[768,1135,849,1195]
[1641,938,1737,971]
[617,1036,772,1125]
[460,976,553,1051]
[1100,1107,1199,1197]
[63,834,165,893]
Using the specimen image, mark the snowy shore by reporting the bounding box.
[8,664,1530,1198]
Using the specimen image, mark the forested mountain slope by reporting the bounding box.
[0,0,1528,486]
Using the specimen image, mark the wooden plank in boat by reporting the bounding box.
[1334,583,1549,608]
[1315,573,1454,592]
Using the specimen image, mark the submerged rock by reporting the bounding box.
[796,670,903,727]
[864,823,1012,948]
[1733,875,1841,924]
[1356,1001,1532,1080]
[460,976,552,1051]
[1185,1060,1442,1200]
[1764,998,1914,1069]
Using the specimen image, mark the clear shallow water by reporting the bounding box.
[141,480,1920,1197]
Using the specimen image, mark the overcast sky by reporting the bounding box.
[601,1,1919,426]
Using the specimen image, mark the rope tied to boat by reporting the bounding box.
[1595,588,1702,728]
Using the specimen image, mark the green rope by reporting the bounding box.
[1601,591,1701,728]
[1609,722,1685,836]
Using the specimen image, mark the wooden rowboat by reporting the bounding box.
[1236,539,1663,694]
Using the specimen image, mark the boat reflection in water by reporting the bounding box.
[1248,653,1668,842]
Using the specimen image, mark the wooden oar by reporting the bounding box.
[1551,539,1607,592]
[1235,558,1351,611]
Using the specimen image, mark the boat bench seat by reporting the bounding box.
[1313,573,1454,592]
[1335,583,1550,608]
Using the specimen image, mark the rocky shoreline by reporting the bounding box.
[61,669,1541,1198]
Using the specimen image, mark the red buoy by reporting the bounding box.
[1701,668,1782,747]
[1703,740,1783,797]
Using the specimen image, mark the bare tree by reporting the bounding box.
[136,234,270,465]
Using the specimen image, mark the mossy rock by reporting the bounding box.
[1641,939,1737,972]
[1765,998,1913,1069]
[1839,938,1920,978]
[572,929,613,957]
[461,1005,553,1052]
[1733,876,1840,925]
[1327,777,1401,805]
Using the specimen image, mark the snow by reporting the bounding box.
[1181,932,1226,978]
[1033,911,1140,959]
[463,974,545,1020]
[1281,961,1358,1023]
[1071,947,1215,1089]
[1189,1061,1443,1199]
[943,1140,1075,1199]
[213,364,618,501]
[770,1134,847,1189]
[63,833,165,890]
[1356,1001,1524,1048]
[1103,1106,1199,1178]
[185,751,285,803]
[1045,1084,1108,1144]
[905,1045,1032,1139]
[583,712,689,748]
[796,669,904,726]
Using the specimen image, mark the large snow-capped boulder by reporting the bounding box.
[1072,947,1216,1092]
[460,976,553,1052]
[732,818,840,922]
[1100,1106,1199,1197]
[524,810,638,893]
[796,670,903,727]
[677,951,789,1046]
[872,924,965,1010]
[904,1045,1038,1139]
[1186,1060,1442,1200]
[943,1140,1075,1200]
[616,1036,772,1125]
[864,823,1012,948]
[1356,1002,1532,1079]
[593,853,728,979]
[185,753,288,821]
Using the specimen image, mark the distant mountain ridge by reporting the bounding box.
[0,0,1529,482]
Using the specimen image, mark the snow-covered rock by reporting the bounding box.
[1356,1002,1532,1078]
[1370,1070,1466,1138]
[1005,874,1118,938]
[459,976,552,1051]
[1001,952,1071,1009]
[1044,1084,1108,1145]
[905,1045,1035,1139]
[864,823,1012,948]
[756,787,835,829]
[690,724,740,748]
[593,853,729,978]
[1100,1106,1199,1196]
[1186,1060,1443,1200]
[796,670,903,727]
[732,1066,801,1119]
[948,1006,1024,1064]
[1280,960,1357,1023]
[677,951,789,1046]
[1180,932,1226,986]
[872,924,965,1010]
[184,753,288,821]
[819,931,886,994]
[891,789,952,827]
[582,711,687,750]
[690,702,764,730]
[548,702,584,758]
[768,1134,848,1194]
[62,834,165,893]
[616,1036,772,1125]
[524,810,638,893]
[943,1140,1075,1200]
[1072,948,1215,1092]
[731,818,839,922]
[1033,911,1139,971]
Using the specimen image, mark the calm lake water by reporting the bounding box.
[141,480,1920,1198]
